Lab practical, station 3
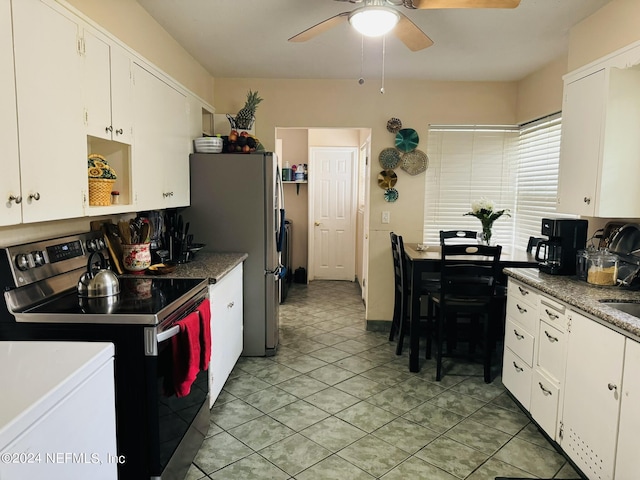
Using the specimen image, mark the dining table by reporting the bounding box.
[404,243,539,373]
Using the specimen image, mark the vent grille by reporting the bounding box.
[565,426,606,480]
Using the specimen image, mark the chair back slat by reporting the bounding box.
[440,230,478,244]
[440,244,502,300]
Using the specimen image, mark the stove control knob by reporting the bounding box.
[96,238,106,250]
[86,239,97,252]
[32,251,46,267]
[15,254,30,271]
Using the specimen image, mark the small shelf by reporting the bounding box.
[283,180,307,195]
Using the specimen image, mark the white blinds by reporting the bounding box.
[423,114,567,251]
[424,126,518,248]
[513,113,567,250]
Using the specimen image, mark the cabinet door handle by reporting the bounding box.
[513,329,524,340]
[538,382,553,396]
[512,361,523,373]
[227,301,234,309]
[544,308,559,320]
[516,304,527,314]
[8,194,22,204]
[163,191,174,198]
[608,383,618,391]
[115,128,123,135]
[28,192,40,201]
[544,330,558,343]
[583,196,591,205]
[518,286,529,296]
[105,125,113,133]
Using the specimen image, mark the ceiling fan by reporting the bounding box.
[288,0,521,52]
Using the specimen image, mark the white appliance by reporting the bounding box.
[186,152,284,356]
[0,341,117,480]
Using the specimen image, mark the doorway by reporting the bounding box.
[308,146,358,281]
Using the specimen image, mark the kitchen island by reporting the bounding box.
[502,267,640,480]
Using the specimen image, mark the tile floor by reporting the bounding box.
[186,280,582,480]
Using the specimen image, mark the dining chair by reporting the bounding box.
[430,243,503,383]
[389,232,438,357]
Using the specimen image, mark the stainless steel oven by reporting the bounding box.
[0,232,209,480]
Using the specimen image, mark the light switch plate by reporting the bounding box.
[382,211,390,224]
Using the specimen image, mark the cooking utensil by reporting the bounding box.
[119,220,131,244]
[77,251,120,298]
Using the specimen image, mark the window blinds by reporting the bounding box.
[424,126,518,248]
[423,113,566,251]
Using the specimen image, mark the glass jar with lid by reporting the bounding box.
[586,250,618,286]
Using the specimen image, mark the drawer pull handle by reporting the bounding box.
[608,383,617,391]
[518,286,529,296]
[227,301,234,309]
[538,382,553,396]
[545,309,559,320]
[513,329,524,340]
[544,330,558,343]
[512,361,523,373]
[516,304,527,314]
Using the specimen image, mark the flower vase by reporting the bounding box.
[479,221,494,246]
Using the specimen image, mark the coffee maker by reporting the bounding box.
[535,218,588,275]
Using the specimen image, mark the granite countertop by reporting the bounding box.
[136,252,247,284]
[505,267,640,341]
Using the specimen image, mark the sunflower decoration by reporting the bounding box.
[88,154,117,180]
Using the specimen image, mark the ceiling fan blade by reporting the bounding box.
[288,12,350,43]
[411,0,520,8]
[393,13,433,51]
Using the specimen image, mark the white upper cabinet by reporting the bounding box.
[0,0,21,226]
[82,28,133,145]
[557,63,640,217]
[12,0,85,223]
[132,64,189,211]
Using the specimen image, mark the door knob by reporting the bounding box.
[314,221,321,226]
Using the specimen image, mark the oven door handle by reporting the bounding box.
[157,324,181,343]
[145,324,181,356]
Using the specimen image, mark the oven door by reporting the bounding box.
[145,291,210,480]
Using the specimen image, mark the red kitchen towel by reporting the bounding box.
[171,310,201,398]
[197,299,212,371]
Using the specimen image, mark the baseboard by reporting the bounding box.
[366,320,391,332]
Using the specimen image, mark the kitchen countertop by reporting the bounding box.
[505,267,640,341]
[143,252,247,284]
[0,341,114,449]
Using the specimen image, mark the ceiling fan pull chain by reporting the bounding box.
[380,35,386,94]
[358,35,365,85]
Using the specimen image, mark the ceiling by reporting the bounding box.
[136,0,611,82]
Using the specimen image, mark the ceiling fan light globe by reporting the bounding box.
[349,7,400,37]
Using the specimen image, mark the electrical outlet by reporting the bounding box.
[382,211,390,224]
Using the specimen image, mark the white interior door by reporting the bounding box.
[309,147,357,281]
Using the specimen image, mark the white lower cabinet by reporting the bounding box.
[208,263,244,407]
[613,338,640,479]
[530,369,560,440]
[502,279,538,409]
[560,310,624,480]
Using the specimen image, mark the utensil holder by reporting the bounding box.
[122,243,152,273]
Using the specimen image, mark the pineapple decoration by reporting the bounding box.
[228,90,263,131]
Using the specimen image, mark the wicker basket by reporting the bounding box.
[88,178,115,206]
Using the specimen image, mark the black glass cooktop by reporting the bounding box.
[16,277,208,325]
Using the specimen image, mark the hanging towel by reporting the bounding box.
[197,299,212,371]
[171,310,201,398]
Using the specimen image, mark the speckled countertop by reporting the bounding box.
[138,252,247,284]
[505,268,640,341]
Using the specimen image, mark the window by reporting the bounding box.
[423,126,518,247]
[513,113,564,249]
[423,113,563,250]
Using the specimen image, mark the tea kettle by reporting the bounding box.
[77,251,120,298]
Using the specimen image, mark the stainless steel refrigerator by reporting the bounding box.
[185,152,284,356]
